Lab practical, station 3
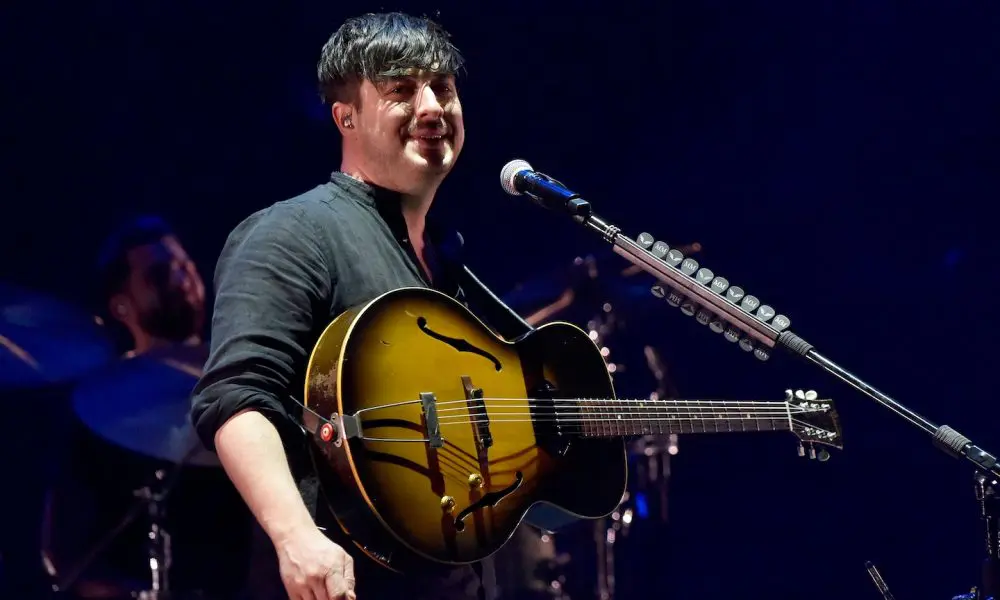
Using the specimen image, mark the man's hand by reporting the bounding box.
[213,411,357,600]
[276,526,356,600]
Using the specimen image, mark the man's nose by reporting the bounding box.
[415,86,444,121]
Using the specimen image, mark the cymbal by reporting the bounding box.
[71,344,219,468]
[0,282,116,390]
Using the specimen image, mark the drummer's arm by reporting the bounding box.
[190,205,333,542]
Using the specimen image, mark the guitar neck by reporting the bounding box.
[566,398,793,438]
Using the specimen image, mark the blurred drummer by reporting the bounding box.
[96,215,206,356]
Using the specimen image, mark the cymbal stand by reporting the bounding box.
[974,473,1000,600]
[53,443,199,598]
[134,469,172,599]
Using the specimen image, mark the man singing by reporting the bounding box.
[191,12,530,600]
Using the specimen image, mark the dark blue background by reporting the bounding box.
[4,1,999,599]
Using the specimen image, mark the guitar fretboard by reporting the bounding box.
[571,398,792,438]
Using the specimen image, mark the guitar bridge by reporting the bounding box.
[420,392,444,449]
[462,376,492,449]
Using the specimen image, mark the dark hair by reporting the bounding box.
[96,215,174,302]
[317,12,465,105]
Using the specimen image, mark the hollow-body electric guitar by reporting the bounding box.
[301,287,841,573]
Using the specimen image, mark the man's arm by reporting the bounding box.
[214,409,316,543]
[190,205,333,542]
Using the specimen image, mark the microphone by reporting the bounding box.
[500,159,592,217]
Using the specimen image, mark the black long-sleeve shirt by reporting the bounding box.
[190,171,526,599]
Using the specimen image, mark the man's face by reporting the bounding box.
[116,235,205,342]
[348,70,465,194]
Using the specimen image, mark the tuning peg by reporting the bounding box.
[665,290,683,308]
[695,309,712,326]
[725,286,745,304]
[753,347,771,361]
[680,301,696,317]
[797,442,806,457]
[794,389,806,401]
[738,337,754,352]
[664,249,684,267]
[650,284,666,299]
[784,389,794,401]
[808,444,817,460]
[804,390,818,401]
[817,448,830,462]
[680,258,699,276]
[637,232,655,248]
[723,327,740,343]
[709,318,726,334]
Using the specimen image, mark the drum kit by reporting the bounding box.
[496,245,700,600]
[0,282,249,600]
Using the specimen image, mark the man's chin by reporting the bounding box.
[409,149,455,173]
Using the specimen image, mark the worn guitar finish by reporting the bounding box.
[303,287,841,573]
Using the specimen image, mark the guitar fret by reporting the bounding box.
[574,398,795,438]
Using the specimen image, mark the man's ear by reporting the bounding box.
[108,293,131,324]
[332,102,355,135]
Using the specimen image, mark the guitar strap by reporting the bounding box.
[456,263,536,340]
[436,228,536,341]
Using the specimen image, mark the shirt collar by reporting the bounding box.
[328,171,454,249]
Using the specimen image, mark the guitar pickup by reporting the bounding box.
[420,392,444,449]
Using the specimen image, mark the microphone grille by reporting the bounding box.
[500,159,533,196]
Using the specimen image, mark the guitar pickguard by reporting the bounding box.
[416,316,503,371]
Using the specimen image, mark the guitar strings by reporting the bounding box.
[433,416,808,426]
[431,397,812,410]
[437,412,802,421]
[435,405,812,416]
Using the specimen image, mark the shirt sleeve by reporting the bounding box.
[190,204,334,453]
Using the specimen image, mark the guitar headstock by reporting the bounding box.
[785,389,842,460]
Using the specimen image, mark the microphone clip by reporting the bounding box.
[517,169,592,218]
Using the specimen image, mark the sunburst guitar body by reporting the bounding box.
[301,287,841,573]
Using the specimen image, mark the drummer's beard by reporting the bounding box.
[139,291,204,342]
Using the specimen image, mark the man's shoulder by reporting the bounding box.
[225,183,351,246]
[247,183,342,226]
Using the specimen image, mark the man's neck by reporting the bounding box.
[400,196,430,242]
[340,163,437,242]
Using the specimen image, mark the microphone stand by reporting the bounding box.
[541,192,1000,598]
